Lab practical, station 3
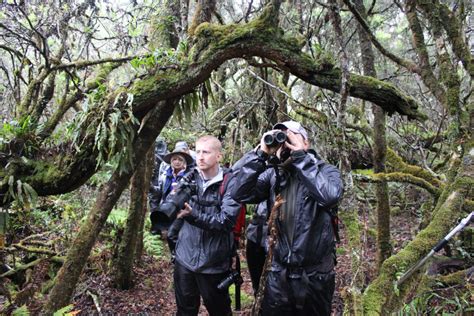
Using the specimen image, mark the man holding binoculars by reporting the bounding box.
[169,135,241,316]
[232,121,343,315]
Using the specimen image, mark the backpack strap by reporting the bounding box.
[219,172,246,242]
[327,205,340,244]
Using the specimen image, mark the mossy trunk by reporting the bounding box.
[42,101,175,314]
[361,148,473,314]
[353,0,392,270]
[111,144,150,289]
[339,204,364,315]
[373,106,391,268]
[135,146,155,263]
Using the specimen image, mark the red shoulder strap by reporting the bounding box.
[220,173,246,241]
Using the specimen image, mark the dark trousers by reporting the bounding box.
[261,269,335,316]
[246,239,266,294]
[173,261,232,316]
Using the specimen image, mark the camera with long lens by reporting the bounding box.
[263,130,286,147]
[217,270,243,290]
[150,174,197,233]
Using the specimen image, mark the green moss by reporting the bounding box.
[353,169,375,175]
[27,160,62,184]
[362,153,472,313]
[336,247,347,255]
[372,172,441,196]
[386,149,444,188]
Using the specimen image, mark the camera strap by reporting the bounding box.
[274,166,281,195]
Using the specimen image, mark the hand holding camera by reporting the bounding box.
[177,202,192,219]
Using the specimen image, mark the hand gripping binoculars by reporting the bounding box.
[263,130,287,147]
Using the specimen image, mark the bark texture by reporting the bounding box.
[111,145,150,289]
[42,100,175,314]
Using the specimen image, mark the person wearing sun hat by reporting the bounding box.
[232,120,343,315]
[162,145,194,166]
[149,142,194,238]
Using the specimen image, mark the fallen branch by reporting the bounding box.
[0,256,64,278]
[87,290,102,316]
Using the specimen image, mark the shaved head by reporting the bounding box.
[196,135,222,152]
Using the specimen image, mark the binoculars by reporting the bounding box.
[263,130,286,147]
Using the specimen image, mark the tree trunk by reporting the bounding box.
[362,149,473,313]
[42,101,175,314]
[328,1,364,314]
[111,144,150,289]
[354,0,392,269]
[135,146,155,264]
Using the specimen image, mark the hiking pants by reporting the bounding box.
[246,239,266,294]
[173,261,232,316]
[261,269,335,316]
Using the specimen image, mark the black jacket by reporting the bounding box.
[174,167,241,273]
[231,149,343,271]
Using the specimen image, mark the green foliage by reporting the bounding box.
[229,283,254,309]
[143,229,163,258]
[52,304,75,316]
[107,207,128,229]
[0,116,32,139]
[173,91,200,124]
[130,47,179,71]
[336,247,346,255]
[397,287,474,315]
[72,92,139,174]
[0,116,38,155]
[12,305,30,316]
[1,175,37,206]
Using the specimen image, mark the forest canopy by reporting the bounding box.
[0,0,472,314]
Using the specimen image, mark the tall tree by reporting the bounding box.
[354,0,392,269]
[1,0,470,314]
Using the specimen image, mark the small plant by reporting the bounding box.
[1,176,37,207]
[143,230,163,258]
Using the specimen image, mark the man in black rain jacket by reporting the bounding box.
[172,135,241,316]
[232,121,343,316]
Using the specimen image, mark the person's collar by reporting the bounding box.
[200,167,223,189]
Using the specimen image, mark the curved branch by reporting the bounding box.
[132,19,425,120]
[342,0,421,74]
[39,63,122,138]
[0,44,30,64]
[386,148,444,188]
[362,148,474,313]
[354,172,441,196]
[0,11,425,205]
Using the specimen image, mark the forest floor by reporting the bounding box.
[69,208,417,316]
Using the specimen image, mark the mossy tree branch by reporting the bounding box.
[362,147,474,314]
[42,99,176,313]
[0,256,64,278]
[386,148,444,188]
[405,0,447,106]
[1,7,425,207]
[416,0,473,78]
[354,172,442,197]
